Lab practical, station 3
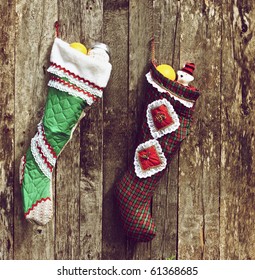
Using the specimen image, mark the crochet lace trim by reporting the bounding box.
[48,64,103,98]
[134,139,167,178]
[146,98,180,139]
[48,78,96,105]
[25,197,53,226]
[146,72,194,108]
[48,62,104,90]
[25,197,51,216]
[19,155,26,185]
[31,136,52,179]
[37,122,57,166]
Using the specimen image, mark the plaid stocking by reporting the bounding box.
[115,63,200,242]
[20,38,111,225]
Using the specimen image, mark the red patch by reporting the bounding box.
[151,104,174,130]
[138,146,162,171]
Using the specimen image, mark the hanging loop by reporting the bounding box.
[150,35,156,65]
[54,21,60,38]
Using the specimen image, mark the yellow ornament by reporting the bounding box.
[70,42,87,55]
[156,64,176,81]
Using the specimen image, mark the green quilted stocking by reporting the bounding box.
[20,38,112,225]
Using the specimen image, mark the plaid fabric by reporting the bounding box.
[115,63,200,242]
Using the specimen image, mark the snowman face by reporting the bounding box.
[177,70,194,85]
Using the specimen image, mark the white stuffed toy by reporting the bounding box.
[177,63,195,87]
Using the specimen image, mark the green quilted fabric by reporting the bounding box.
[22,84,87,216]
[43,83,87,154]
[20,37,112,225]
[22,148,51,213]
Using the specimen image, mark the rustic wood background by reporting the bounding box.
[0,0,255,260]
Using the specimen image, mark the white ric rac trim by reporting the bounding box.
[48,79,94,105]
[134,139,167,178]
[146,98,180,139]
[145,72,194,108]
[47,65,103,98]
[31,136,52,179]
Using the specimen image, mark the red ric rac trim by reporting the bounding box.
[40,124,57,159]
[25,197,51,217]
[50,62,104,91]
[50,76,98,102]
[36,144,53,172]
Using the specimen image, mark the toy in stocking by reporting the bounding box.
[20,38,111,225]
[115,62,200,242]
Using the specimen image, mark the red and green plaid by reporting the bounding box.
[115,63,200,242]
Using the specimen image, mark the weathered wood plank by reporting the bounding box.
[126,0,154,260]
[54,0,82,260]
[14,0,57,259]
[79,0,104,260]
[178,0,221,259]
[1,0,253,261]
[151,0,181,260]
[102,0,129,259]
[220,0,255,259]
[0,0,15,260]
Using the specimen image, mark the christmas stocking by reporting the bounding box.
[20,38,112,225]
[115,62,200,242]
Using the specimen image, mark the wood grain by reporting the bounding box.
[220,0,255,259]
[126,0,153,260]
[102,0,129,260]
[0,0,15,260]
[14,0,57,259]
[0,0,254,260]
[79,0,104,260]
[151,0,181,260]
[54,0,82,260]
[178,0,221,259]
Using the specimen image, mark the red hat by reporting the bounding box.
[180,63,195,76]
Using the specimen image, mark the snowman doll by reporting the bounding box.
[177,62,195,87]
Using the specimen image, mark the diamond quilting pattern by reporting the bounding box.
[21,148,51,214]
[21,37,112,226]
[43,88,87,155]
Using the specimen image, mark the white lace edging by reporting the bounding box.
[37,136,56,167]
[48,79,94,105]
[146,98,180,139]
[26,199,53,226]
[134,139,167,178]
[145,72,194,108]
[47,65,103,98]
[31,136,52,179]
[19,155,26,185]
[37,123,56,166]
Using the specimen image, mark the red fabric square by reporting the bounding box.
[138,146,162,171]
[151,104,174,130]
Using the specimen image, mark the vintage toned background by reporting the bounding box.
[0,0,254,260]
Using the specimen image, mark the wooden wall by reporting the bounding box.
[0,0,254,260]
